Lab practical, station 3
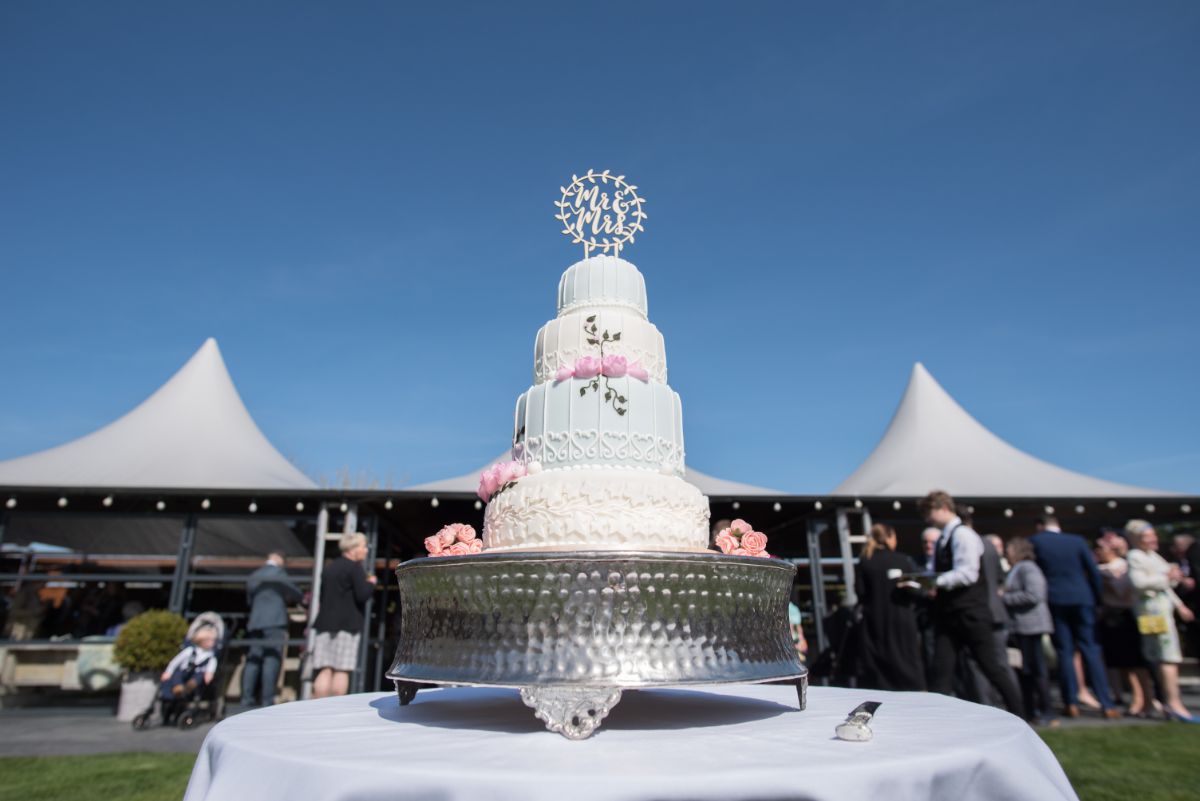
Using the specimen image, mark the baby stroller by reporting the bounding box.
[132,612,230,731]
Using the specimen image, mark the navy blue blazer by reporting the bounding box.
[1030,530,1103,607]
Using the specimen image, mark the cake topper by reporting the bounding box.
[555,169,647,258]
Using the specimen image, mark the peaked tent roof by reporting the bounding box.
[410,453,782,497]
[833,363,1176,498]
[0,338,316,490]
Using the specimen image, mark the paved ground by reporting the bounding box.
[1,686,1196,757]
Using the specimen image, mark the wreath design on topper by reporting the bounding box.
[555,169,647,257]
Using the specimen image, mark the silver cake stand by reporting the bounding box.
[386,550,808,739]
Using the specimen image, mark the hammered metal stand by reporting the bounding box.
[386,551,807,739]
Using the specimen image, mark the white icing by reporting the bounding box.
[533,309,667,385]
[513,377,685,475]
[483,468,711,552]
[556,256,648,318]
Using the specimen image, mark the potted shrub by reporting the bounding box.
[112,609,188,721]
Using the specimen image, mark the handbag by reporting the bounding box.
[1137,614,1169,635]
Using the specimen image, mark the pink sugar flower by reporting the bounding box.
[601,355,628,377]
[732,547,750,556]
[626,361,649,381]
[498,460,527,486]
[454,524,477,543]
[555,364,575,382]
[573,355,602,379]
[438,526,458,548]
[741,530,768,554]
[714,530,739,554]
[447,542,471,556]
[730,519,753,537]
[468,539,484,553]
[423,535,444,556]
[477,464,501,502]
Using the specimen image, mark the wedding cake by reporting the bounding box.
[388,171,804,739]
[482,253,711,552]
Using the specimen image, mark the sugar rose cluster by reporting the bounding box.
[713,519,771,558]
[424,523,484,557]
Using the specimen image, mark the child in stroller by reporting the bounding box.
[132,612,227,730]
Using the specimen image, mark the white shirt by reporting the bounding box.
[935,516,983,590]
[164,644,218,681]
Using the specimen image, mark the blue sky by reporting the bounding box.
[1,2,1197,493]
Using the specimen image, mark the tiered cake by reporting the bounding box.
[387,178,805,739]
[485,254,710,553]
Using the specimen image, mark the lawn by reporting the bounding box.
[1039,724,1200,801]
[0,727,1197,800]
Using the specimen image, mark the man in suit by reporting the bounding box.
[921,490,1022,715]
[242,551,304,707]
[1030,514,1120,718]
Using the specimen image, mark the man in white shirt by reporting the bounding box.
[921,490,1022,716]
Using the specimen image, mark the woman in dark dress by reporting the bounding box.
[854,524,926,691]
[312,532,376,698]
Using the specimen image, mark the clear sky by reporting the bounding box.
[1,2,1197,493]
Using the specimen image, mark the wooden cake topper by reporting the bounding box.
[555,169,647,258]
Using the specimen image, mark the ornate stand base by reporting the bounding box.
[393,674,808,740]
[519,686,623,740]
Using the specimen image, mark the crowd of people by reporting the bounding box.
[850,490,1199,726]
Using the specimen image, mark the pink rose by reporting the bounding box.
[423,535,444,556]
[573,355,602,379]
[601,355,628,377]
[732,547,750,556]
[447,542,470,556]
[626,361,649,381]
[498,460,526,486]
[555,364,575,382]
[477,465,500,502]
[741,530,768,554]
[730,519,753,537]
[714,530,739,554]
[454,524,477,543]
[468,539,484,553]
[438,526,457,548]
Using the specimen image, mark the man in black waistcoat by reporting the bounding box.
[921,490,1022,715]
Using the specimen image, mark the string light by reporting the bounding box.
[339,503,348,513]
[431,497,440,508]
[384,499,393,510]
[1075,505,1085,514]
[773,502,782,512]
[1145,504,1156,514]
[814,501,823,511]
[5,497,16,509]
[1107,500,1117,509]
[1182,504,1192,514]
[1044,505,1055,514]
[892,501,901,510]
[1003,509,1013,518]
[248,501,258,514]
[102,496,114,507]
[155,501,166,511]
[731,501,741,510]
[295,501,305,512]
[474,500,483,510]
[57,497,68,508]
[854,499,863,509]
[201,498,211,510]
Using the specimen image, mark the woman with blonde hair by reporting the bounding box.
[311,532,377,699]
[1125,520,1196,722]
[853,524,925,690]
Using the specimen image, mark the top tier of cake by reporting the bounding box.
[556,255,648,318]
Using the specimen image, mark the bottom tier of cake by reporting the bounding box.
[385,551,807,738]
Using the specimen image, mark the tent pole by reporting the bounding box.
[302,503,330,700]
[805,518,829,666]
[835,508,857,608]
[169,513,198,615]
[354,513,379,694]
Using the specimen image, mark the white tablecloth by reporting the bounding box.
[184,685,1077,801]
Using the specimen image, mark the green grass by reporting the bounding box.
[1039,725,1200,801]
[0,753,196,801]
[0,727,1197,801]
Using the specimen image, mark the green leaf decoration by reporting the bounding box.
[612,332,621,341]
[616,408,626,416]
[579,387,587,397]
[586,315,596,323]
[587,338,599,346]
[617,395,626,403]
[604,390,613,400]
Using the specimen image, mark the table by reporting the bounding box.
[184,685,1078,801]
